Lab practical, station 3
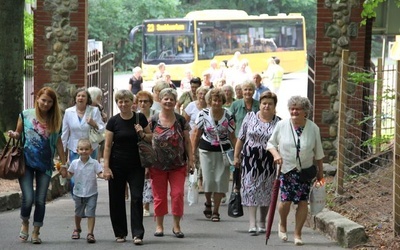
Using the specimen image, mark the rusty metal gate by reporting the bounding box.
[87,51,114,121]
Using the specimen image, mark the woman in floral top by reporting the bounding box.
[150,88,193,238]
[192,88,236,222]
[8,87,67,244]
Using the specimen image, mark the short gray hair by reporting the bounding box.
[87,87,103,102]
[159,88,178,101]
[114,89,133,103]
[287,96,312,118]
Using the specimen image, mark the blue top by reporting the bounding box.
[253,85,270,101]
[21,109,60,176]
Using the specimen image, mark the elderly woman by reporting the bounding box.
[150,88,193,238]
[62,87,105,162]
[192,88,236,222]
[175,76,201,115]
[103,89,151,245]
[151,80,170,112]
[222,85,235,108]
[230,80,259,137]
[136,90,155,216]
[184,86,210,193]
[234,91,280,235]
[128,66,143,95]
[267,96,324,246]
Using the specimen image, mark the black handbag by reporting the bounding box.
[299,164,317,183]
[228,169,243,218]
[136,112,156,168]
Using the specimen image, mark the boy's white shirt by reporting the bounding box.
[68,157,103,197]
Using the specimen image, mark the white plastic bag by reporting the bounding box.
[187,168,199,206]
[309,180,326,215]
[59,175,67,186]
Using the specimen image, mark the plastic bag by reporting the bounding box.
[187,168,198,206]
[309,179,326,215]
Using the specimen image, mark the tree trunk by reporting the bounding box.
[0,0,25,131]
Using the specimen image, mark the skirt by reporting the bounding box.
[199,149,230,193]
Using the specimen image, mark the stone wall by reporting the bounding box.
[315,0,371,164]
[33,0,88,111]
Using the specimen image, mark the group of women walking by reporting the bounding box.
[7,71,324,246]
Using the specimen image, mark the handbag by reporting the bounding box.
[228,168,243,218]
[290,123,317,183]
[0,113,26,180]
[187,168,199,206]
[309,179,326,215]
[136,112,156,168]
[89,127,104,144]
[88,107,105,144]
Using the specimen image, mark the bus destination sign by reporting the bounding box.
[146,23,187,33]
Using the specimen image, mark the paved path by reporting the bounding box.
[0,178,342,249]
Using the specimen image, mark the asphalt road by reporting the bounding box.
[0,178,343,250]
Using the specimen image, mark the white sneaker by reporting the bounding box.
[143,209,150,217]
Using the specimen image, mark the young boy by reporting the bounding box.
[60,138,103,244]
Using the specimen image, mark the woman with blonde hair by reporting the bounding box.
[8,87,67,244]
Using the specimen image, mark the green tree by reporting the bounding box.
[0,0,25,134]
[88,0,180,71]
[361,0,400,25]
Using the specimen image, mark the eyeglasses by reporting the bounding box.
[138,100,150,103]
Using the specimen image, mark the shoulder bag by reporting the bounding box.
[88,107,105,144]
[0,113,26,180]
[137,112,156,168]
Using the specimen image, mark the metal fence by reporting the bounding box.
[87,50,114,121]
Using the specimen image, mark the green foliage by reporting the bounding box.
[361,0,400,25]
[347,72,375,85]
[24,11,33,50]
[88,0,181,71]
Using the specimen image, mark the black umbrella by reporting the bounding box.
[265,164,281,245]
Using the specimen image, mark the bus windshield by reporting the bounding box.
[142,20,195,64]
[143,34,195,64]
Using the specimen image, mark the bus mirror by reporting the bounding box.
[129,25,143,42]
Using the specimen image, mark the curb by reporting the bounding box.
[0,172,70,212]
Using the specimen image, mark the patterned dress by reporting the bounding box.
[238,111,280,207]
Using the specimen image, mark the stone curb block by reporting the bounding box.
[0,173,69,212]
[310,209,368,248]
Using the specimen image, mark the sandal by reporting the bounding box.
[71,229,81,240]
[31,232,42,244]
[115,236,126,243]
[211,213,220,222]
[19,231,29,242]
[133,236,143,245]
[86,233,96,243]
[203,203,212,219]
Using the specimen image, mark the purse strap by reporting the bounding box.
[289,121,302,169]
[209,108,232,153]
[135,111,142,141]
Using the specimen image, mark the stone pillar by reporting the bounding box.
[315,0,369,163]
[33,0,88,111]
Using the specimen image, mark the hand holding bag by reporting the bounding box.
[0,113,26,180]
[136,112,156,168]
[228,168,244,218]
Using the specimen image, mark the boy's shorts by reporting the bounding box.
[73,193,98,218]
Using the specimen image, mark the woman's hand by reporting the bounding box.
[274,156,283,166]
[134,124,144,137]
[7,130,20,139]
[86,117,98,129]
[103,168,113,180]
[234,156,241,168]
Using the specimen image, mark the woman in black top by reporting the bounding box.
[128,67,143,95]
[103,89,152,245]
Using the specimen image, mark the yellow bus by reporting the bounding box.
[130,9,307,83]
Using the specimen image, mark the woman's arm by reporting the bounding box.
[61,112,70,151]
[191,126,202,156]
[183,129,194,172]
[87,107,105,132]
[7,116,23,139]
[56,137,67,165]
[234,138,244,168]
[102,130,114,179]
